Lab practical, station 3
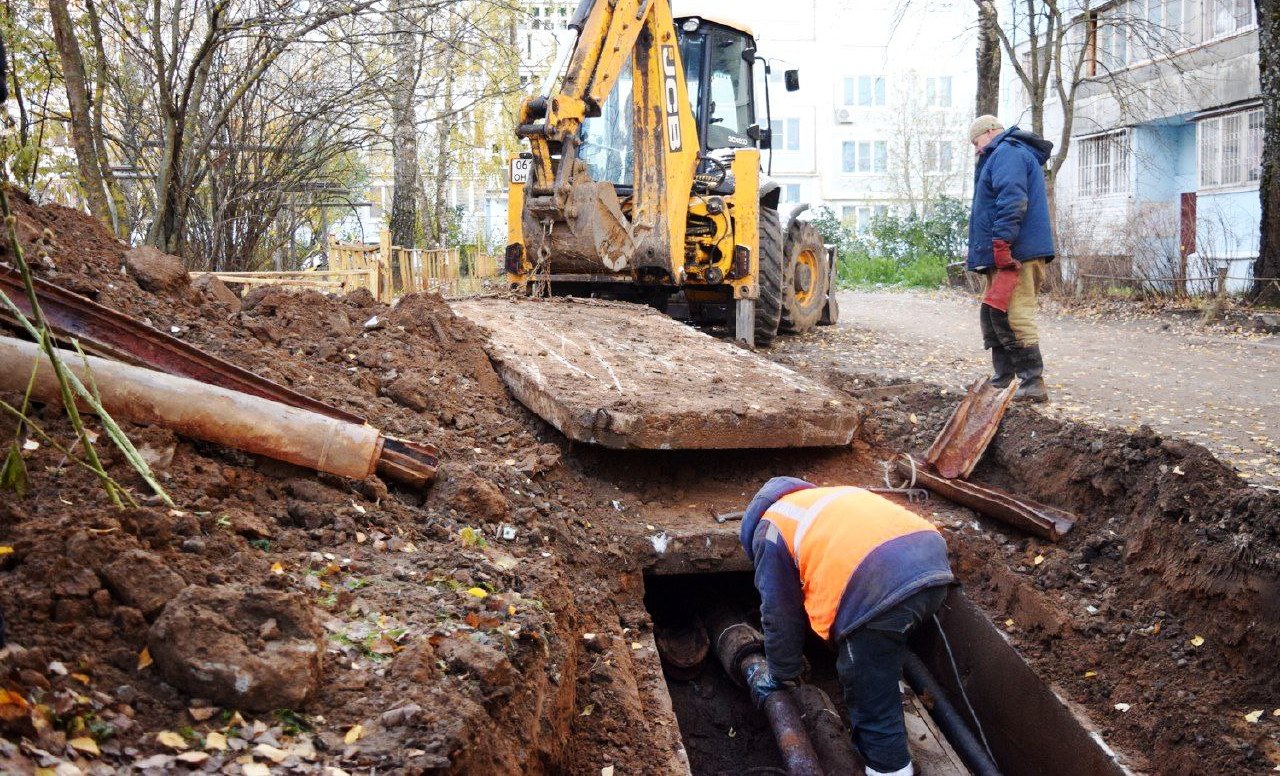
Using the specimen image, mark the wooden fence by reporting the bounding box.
[191,232,501,303]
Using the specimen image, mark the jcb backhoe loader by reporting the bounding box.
[502,0,836,347]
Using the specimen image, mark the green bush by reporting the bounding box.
[809,198,967,290]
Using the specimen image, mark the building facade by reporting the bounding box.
[1002,0,1262,292]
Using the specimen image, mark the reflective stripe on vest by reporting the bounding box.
[762,486,942,639]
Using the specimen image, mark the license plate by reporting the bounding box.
[510,158,532,184]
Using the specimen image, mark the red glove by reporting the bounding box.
[983,266,1020,312]
[992,239,1019,270]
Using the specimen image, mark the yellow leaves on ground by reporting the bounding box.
[0,546,13,557]
[1244,709,1264,724]
[466,587,488,599]
[0,688,30,720]
[1190,635,1205,648]
[205,731,228,751]
[68,737,100,756]
[137,647,153,670]
[156,730,190,750]
[344,724,364,744]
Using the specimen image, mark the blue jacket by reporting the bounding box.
[740,477,954,681]
[967,126,1056,271]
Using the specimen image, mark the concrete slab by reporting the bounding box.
[452,297,859,449]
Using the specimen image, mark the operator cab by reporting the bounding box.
[579,15,796,187]
[675,16,756,153]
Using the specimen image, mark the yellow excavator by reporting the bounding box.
[502,0,837,347]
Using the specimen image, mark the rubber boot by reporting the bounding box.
[988,346,1014,388]
[1012,345,1049,403]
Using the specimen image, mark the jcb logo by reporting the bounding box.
[662,45,681,152]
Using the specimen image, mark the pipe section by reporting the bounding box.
[704,611,822,776]
[902,652,1003,776]
[0,335,379,480]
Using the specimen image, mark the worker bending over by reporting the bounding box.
[740,476,954,776]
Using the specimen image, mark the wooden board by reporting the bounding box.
[452,297,860,450]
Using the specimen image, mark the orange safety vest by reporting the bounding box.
[762,486,946,640]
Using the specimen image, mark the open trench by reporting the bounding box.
[536,365,1280,775]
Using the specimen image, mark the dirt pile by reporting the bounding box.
[855,378,1280,775]
[0,194,591,773]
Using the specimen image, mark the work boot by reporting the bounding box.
[988,346,1014,388]
[1011,345,1049,403]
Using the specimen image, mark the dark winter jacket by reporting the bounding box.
[967,126,1056,271]
[740,477,954,681]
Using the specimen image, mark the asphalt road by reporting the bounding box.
[776,289,1280,486]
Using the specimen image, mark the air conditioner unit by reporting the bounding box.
[835,108,853,124]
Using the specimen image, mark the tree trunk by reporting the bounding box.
[975,0,1001,116]
[1255,0,1280,304]
[388,0,420,251]
[47,0,114,226]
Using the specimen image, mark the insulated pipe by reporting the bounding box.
[705,614,823,776]
[0,335,380,481]
[902,652,1003,776]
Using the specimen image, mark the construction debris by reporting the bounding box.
[454,296,859,449]
[0,335,419,484]
[924,378,1017,479]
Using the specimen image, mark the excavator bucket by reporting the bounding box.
[452,297,859,449]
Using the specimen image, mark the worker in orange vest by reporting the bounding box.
[740,476,954,776]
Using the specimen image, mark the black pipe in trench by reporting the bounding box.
[903,652,1003,776]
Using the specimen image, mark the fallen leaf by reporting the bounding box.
[466,587,488,599]
[205,731,228,751]
[0,546,13,557]
[580,705,594,717]
[270,562,285,575]
[344,724,364,744]
[1190,635,1205,648]
[68,737,100,756]
[189,706,216,722]
[727,727,736,738]
[1244,709,1264,724]
[0,688,29,721]
[22,439,39,451]
[156,730,190,750]
[1004,618,1015,628]
[255,743,290,763]
[630,642,643,650]
[176,751,210,764]
[1083,671,1097,678]
[1114,703,1131,712]
[242,764,271,776]
[1033,554,1045,566]
[909,413,919,424]
[70,673,91,685]
[137,647,153,670]
[601,767,614,776]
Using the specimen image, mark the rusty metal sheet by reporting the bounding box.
[0,264,438,485]
[925,377,1017,480]
[899,456,1076,541]
[453,297,859,450]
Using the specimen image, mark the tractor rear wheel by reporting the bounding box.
[754,207,785,346]
[780,219,830,334]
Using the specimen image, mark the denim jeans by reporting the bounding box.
[835,585,948,773]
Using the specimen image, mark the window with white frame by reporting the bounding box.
[924,140,955,173]
[853,204,890,233]
[843,76,886,107]
[925,77,952,108]
[841,141,888,173]
[1077,130,1130,196]
[1199,108,1263,188]
[1205,0,1254,39]
[770,118,801,151]
[782,184,801,203]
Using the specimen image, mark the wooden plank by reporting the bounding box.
[452,296,859,450]
[902,682,972,775]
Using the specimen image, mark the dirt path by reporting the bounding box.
[775,289,1280,486]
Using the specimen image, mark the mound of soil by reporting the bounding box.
[857,379,1280,775]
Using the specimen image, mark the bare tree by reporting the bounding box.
[1254,0,1280,303]
[975,0,1001,115]
[886,70,969,214]
[388,0,423,249]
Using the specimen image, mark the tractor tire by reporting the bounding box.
[780,219,830,334]
[754,207,785,347]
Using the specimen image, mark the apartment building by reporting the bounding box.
[1003,0,1262,291]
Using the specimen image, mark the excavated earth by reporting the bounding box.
[0,192,1277,775]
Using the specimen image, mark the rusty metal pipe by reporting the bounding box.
[0,335,380,480]
[705,612,822,776]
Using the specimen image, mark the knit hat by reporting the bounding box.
[968,115,1004,142]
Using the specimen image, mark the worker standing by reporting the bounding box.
[740,476,954,776]
[966,115,1055,403]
